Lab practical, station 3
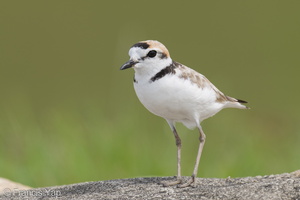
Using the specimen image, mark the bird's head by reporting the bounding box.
[120,40,172,73]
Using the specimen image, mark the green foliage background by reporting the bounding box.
[0,1,299,187]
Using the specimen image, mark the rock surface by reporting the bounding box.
[1,170,300,200]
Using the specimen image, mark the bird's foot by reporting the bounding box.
[161,176,197,188]
[177,176,196,188]
[161,177,182,187]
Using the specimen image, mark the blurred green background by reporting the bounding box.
[1,1,300,188]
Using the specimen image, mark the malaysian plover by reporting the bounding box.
[120,40,248,187]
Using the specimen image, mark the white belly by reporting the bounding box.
[133,75,224,128]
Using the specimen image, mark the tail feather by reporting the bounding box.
[236,99,248,104]
[226,96,249,109]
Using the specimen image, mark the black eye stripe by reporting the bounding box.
[147,50,157,58]
[160,52,167,59]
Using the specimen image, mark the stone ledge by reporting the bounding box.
[0,170,300,200]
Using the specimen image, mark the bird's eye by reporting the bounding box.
[147,50,157,58]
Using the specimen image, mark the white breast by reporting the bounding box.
[133,72,224,129]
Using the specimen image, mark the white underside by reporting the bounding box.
[134,73,232,129]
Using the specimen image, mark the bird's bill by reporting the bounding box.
[120,60,137,70]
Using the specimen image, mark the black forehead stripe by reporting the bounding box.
[131,42,149,49]
[150,61,178,82]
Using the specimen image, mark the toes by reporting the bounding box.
[161,179,182,187]
[177,178,196,188]
[161,177,197,188]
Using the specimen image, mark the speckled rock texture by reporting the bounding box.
[1,170,300,200]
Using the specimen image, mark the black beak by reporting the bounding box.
[120,60,137,70]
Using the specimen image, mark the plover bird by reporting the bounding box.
[120,40,248,187]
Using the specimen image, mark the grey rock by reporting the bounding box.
[1,171,300,200]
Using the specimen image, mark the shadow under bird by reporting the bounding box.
[120,40,249,188]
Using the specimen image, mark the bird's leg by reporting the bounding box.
[178,126,206,188]
[161,126,182,187]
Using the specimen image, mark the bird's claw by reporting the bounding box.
[161,178,182,187]
[177,177,196,188]
[161,176,196,188]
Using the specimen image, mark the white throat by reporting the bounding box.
[133,57,173,79]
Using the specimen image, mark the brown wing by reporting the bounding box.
[174,61,248,104]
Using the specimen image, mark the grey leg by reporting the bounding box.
[178,126,206,188]
[161,123,182,186]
